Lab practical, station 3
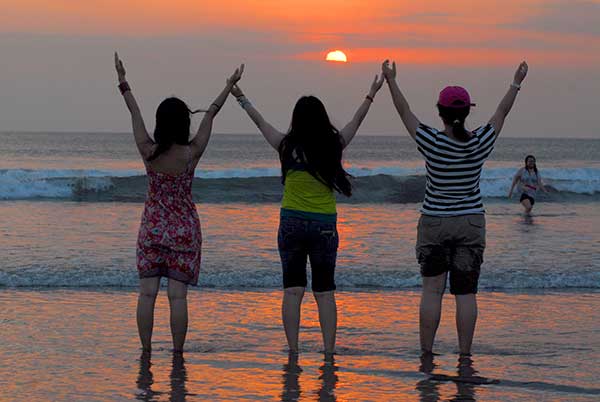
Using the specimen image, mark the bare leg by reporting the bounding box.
[420,272,447,353]
[137,277,161,352]
[313,290,337,360]
[455,294,477,356]
[282,286,305,353]
[167,279,189,353]
[521,199,532,214]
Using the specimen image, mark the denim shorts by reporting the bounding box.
[277,216,339,292]
[416,214,486,295]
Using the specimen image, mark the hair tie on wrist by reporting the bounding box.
[211,103,222,111]
[366,95,374,103]
[118,81,131,95]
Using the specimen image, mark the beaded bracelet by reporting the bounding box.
[236,96,252,109]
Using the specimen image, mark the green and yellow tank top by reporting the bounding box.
[280,163,337,223]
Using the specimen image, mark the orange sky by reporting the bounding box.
[2,0,599,66]
[0,0,599,135]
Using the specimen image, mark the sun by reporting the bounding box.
[326,50,347,63]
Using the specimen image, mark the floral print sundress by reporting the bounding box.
[136,148,201,285]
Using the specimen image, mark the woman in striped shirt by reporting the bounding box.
[381,60,528,361]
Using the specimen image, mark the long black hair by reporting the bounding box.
[524,155,538,174]
[147,97,200,161]
[278,96,352,197]
[437,104,472,142]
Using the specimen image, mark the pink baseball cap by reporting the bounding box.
[438,86,476,108]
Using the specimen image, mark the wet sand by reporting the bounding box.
[1,288,599,401]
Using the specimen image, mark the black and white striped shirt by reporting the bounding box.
[415,123,496,216]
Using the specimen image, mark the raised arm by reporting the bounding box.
[508,168,523,198]
[114,52,154,160]
[190,64,245,159]
[381,60,420,140]
[489,61,528,136]
[230,85,285,151]
[339,74,384,148]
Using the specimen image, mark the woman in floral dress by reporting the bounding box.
[115,52,243,353]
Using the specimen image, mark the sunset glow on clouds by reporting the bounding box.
[2,0,599,66]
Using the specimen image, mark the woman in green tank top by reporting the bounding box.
[230,73,384,362]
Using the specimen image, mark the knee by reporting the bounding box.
[313,290,335,301]
[422,275,447,296]
[423,283,446,297]
[168,290,186,303]
[168,285,187,302]
[139,288,158,300]
[284,286,305,298]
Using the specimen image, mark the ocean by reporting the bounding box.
[1,132,598,290]
[1,131,599,401]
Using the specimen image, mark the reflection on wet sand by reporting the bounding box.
[169,354,188,402]
[281,353,339,402]
[417,354,486,401]
[136,352,189,401]
[450,356,478,402]
[317,360,338,402]
[416,352,440,402]
[136,352,158,401]
[281,352,302,401]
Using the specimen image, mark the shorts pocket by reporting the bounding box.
[417,215,443,247]
[467,215,485,228]
[318,226,339,252]
[278,219,304,251]
[465,215,486,248]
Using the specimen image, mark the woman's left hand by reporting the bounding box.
[114,52,127,83]
[369,74,385,97]
[227,64,245,86]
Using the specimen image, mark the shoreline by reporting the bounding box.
[1,286,599,294]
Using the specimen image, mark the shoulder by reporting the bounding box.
[415,123,439,140]
[474,123,495,138]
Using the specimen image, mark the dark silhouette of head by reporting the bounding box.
[525,155,538,174]
[437,104,472,142]
[436,86,474,142]
[279,96,352,196]
[147,97,197,161]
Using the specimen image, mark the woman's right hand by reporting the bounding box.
[513,61,528,85]
[231,84,244,98]
[227,64,245,86]
[381,59,396,81]
[114,52,127,83]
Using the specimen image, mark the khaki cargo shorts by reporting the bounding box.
[416,214,486,295]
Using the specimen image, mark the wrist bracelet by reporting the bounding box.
[118,81,131,95]
[366,95,374,103]
[236,96,252,109]
[510,83,521,90]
